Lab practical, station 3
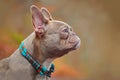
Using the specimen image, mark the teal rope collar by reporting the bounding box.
[19,42,54,77]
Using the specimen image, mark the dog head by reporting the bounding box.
[30,5,81,58]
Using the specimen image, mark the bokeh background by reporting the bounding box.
[0,0,120,80]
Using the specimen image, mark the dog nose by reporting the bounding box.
[71,32,76,35]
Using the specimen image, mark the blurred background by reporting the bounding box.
[0,0,120,80]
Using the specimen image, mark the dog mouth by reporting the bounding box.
[69,36,81,50]
[49,36,81,58]
[56,41,80,57]
[73,41,80,49]
[59,42,80,56]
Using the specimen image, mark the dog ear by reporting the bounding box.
[30,5,48,38]
[41,7,53,21]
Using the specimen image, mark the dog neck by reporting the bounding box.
[22,32,54,69]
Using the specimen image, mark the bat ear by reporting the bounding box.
[41,7,53,21]
[30,5,48,38]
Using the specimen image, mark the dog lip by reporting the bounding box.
[73,40,80,49]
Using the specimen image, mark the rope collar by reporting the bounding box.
[19,42,54,77]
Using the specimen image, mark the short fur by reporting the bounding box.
[0,5,81,80]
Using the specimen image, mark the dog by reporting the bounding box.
[0,5,81,80]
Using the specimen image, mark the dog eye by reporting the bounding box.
[63,29,69,33]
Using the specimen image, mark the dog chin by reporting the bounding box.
[54,49,70,58]
[53,40,81,58]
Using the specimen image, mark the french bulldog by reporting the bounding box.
[0,5,81,80]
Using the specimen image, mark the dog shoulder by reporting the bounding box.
[0,58,10,79]
[0,58,10,71]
